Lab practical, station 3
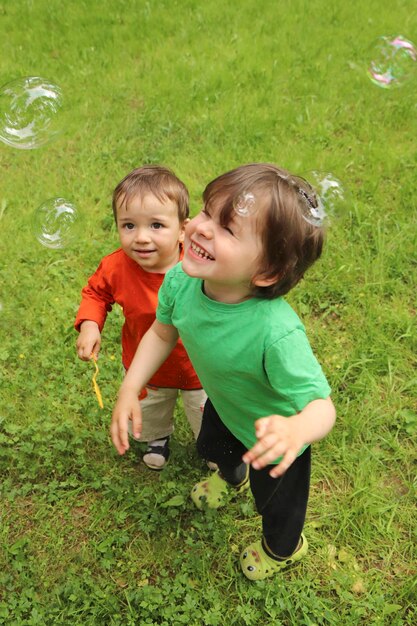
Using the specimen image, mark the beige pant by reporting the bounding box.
[137,386,207,442]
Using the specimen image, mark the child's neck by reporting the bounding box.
[203,281,252,304]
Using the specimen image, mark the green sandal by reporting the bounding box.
[240,534,308,581]
[190,468,249,510]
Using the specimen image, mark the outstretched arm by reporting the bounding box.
[242,397,336,478]
[110,320,179,455]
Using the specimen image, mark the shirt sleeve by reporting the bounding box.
[155,271,175,326]
[74,261,115,332]
[264,328,331,413]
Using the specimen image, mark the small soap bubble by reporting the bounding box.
[297,187,327,227]
[32,198,78,249]
[368,35,417,89]
[233,191,256,217]
[303,171,349,224]
[0,76,63,149]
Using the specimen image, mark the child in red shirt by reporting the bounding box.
[75,165,206,469]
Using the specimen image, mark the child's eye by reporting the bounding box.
[124,223,135,230]
[223,225,234,236]
[151,222,164,230]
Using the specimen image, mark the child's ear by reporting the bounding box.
[179,218,189,243]
[252,271,282,287]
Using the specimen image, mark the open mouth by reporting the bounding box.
[190,240,214,261]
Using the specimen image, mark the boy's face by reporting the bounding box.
[182,203,265,303]
[116,193,185,273]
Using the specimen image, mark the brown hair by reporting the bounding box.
[112,165,189,223]
[202,163,325,299]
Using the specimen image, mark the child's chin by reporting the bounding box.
[181,259,201,278]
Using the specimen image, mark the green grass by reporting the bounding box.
[1,0,416,623]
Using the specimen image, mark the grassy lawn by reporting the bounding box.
[0,0,416,624]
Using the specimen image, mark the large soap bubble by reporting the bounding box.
[0,76,63,149]
[303,171,349,225]
[32,198,78,249]
[368,35,417,89]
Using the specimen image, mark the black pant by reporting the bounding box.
[197,398,311,557]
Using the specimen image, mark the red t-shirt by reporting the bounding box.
[74,248,201,393]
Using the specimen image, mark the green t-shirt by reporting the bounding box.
[157,263,331,462]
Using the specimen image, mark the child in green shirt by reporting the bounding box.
[111,163,336,581]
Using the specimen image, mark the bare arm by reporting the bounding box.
[242,396,336,478]
[110,320,179,455]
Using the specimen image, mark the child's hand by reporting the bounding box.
[242,415,304,478]
[77,321,101,360]
[110,390,142,455]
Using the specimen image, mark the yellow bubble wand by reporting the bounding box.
[90,353,104,409]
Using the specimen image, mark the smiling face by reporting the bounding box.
[182,203,266,303]
[116,192,185,273]
[184,163,325,303]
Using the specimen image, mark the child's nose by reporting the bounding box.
[135,226,151,242]
[196,218,213,239]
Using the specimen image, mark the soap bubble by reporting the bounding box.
[368,35,417,89]
[303,171,349,224]
[297,187,327,227]
[0,76,63,149]
[32,198,78,249]
[233,191,256,217]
